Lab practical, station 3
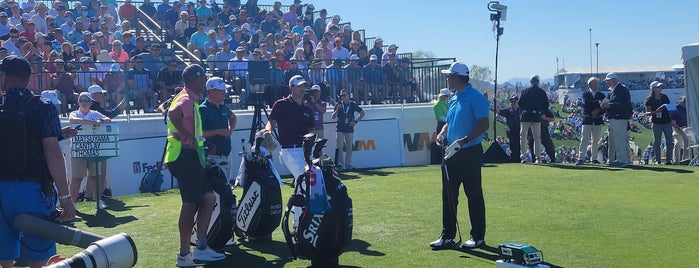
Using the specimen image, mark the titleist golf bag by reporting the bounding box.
[235,137,283,240]
[282,134,353,267]
[190,158,237,251]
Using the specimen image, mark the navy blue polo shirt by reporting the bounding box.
[335,101,363,133]
[199,100,233,156]
[4,88,62,180]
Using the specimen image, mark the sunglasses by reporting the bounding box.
[340,94,348,97]
[79,99,91,103]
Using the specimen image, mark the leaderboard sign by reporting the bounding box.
[71,124,119,158]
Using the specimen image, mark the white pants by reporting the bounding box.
[520,122,542,159]
[673,128,690,163]
[280,147,306,228]
[279,148,306,181]
[608,119,630,164]
[336,131,354,167]
[578,124,602,161]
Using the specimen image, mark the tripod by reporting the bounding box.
[248,92,276,143]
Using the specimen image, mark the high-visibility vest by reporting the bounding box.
[164,91,205,167]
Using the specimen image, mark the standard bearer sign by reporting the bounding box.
[71,123,120,158]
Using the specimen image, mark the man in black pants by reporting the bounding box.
[430,62,489,249]
[498,95,522,162]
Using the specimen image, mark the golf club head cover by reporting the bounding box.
[444,141,461,160]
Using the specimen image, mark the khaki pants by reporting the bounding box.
[336,131,354,167]
[673,127,690,163]
[520,122,541,160]
[578,124,603,161]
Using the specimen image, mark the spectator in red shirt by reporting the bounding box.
[20,20,37,42]
[118,0,137,24]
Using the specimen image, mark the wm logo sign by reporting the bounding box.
[404,132,438,152]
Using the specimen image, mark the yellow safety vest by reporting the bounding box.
[164,91,205,167]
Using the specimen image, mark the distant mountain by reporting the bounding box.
[505,77,554,86]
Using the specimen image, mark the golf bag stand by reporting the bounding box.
[282,134,353,267]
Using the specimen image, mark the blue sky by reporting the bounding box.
[262,0,698,81]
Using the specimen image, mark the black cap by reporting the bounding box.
[0,55,31,79]
[182,64,205,82]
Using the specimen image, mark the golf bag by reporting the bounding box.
[235,137,283,240]
[190,159,237,252]
[282,134,353,267]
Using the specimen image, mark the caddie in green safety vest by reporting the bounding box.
[165,64,227,265]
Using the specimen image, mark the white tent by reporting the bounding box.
[681,43,699,132]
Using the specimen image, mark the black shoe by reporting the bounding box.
[103,188,112,198]
[429,237,457,249]
[592,160,601,164]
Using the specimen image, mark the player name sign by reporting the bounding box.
[71,124,120,158]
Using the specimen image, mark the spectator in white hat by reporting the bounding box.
[362,54,383,104]
[434,88,450,132]
[381,43,399,66]
[600,72,632,167]
[644,81,673,164]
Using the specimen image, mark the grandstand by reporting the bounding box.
[4,0,454,115]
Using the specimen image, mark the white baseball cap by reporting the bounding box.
[438,88,451,97]
[441,62,470,76]
[309,84,321,91]
[87,85,105,95]
[40,90,61,104]
[206,77,229,91]
[605,72,618,80]
[649,81,663,89]
[288,75,309,87]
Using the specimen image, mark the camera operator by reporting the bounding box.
[305,84,327,138]
[200,77,237,179]
[0,55,77,268]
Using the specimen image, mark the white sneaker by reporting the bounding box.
[176,252,198,267]
[429,237,457,249]
[462,238,485,248]
[193,246,225,263]
[98,200,108,210]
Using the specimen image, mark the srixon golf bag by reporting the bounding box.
[282,134,353,267]
[190,158,237,252]
[235,137,283,240]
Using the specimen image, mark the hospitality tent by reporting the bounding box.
[681,43,699,131]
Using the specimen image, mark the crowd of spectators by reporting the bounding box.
[0,0,181,114]
[152,0,422,105]
[0,0,424,114]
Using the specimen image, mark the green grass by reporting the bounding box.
[57,163,697,267]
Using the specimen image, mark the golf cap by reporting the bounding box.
[388,44,398,50]
[78,92,92,100]
[333,14,341,20]
[343,24,352,31]
[350,54,359,60]
[0,55,31,79]
[235,46,246,52]
[374,37,383,44]
[605,73,618,80]
[288,75,309,87]
[650,81,663,89]
[182,64,206,82]
[441,62,470,76]
[80,56,92,63]
[369,55,378,61]
[438,88,451,97]
[40,90,61,105]
[309,84,321,91]
[206,77,229,91]
[509,95,519,101]
[530,74,540,81]
[88,85,105,94]
[229,15,237,20]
